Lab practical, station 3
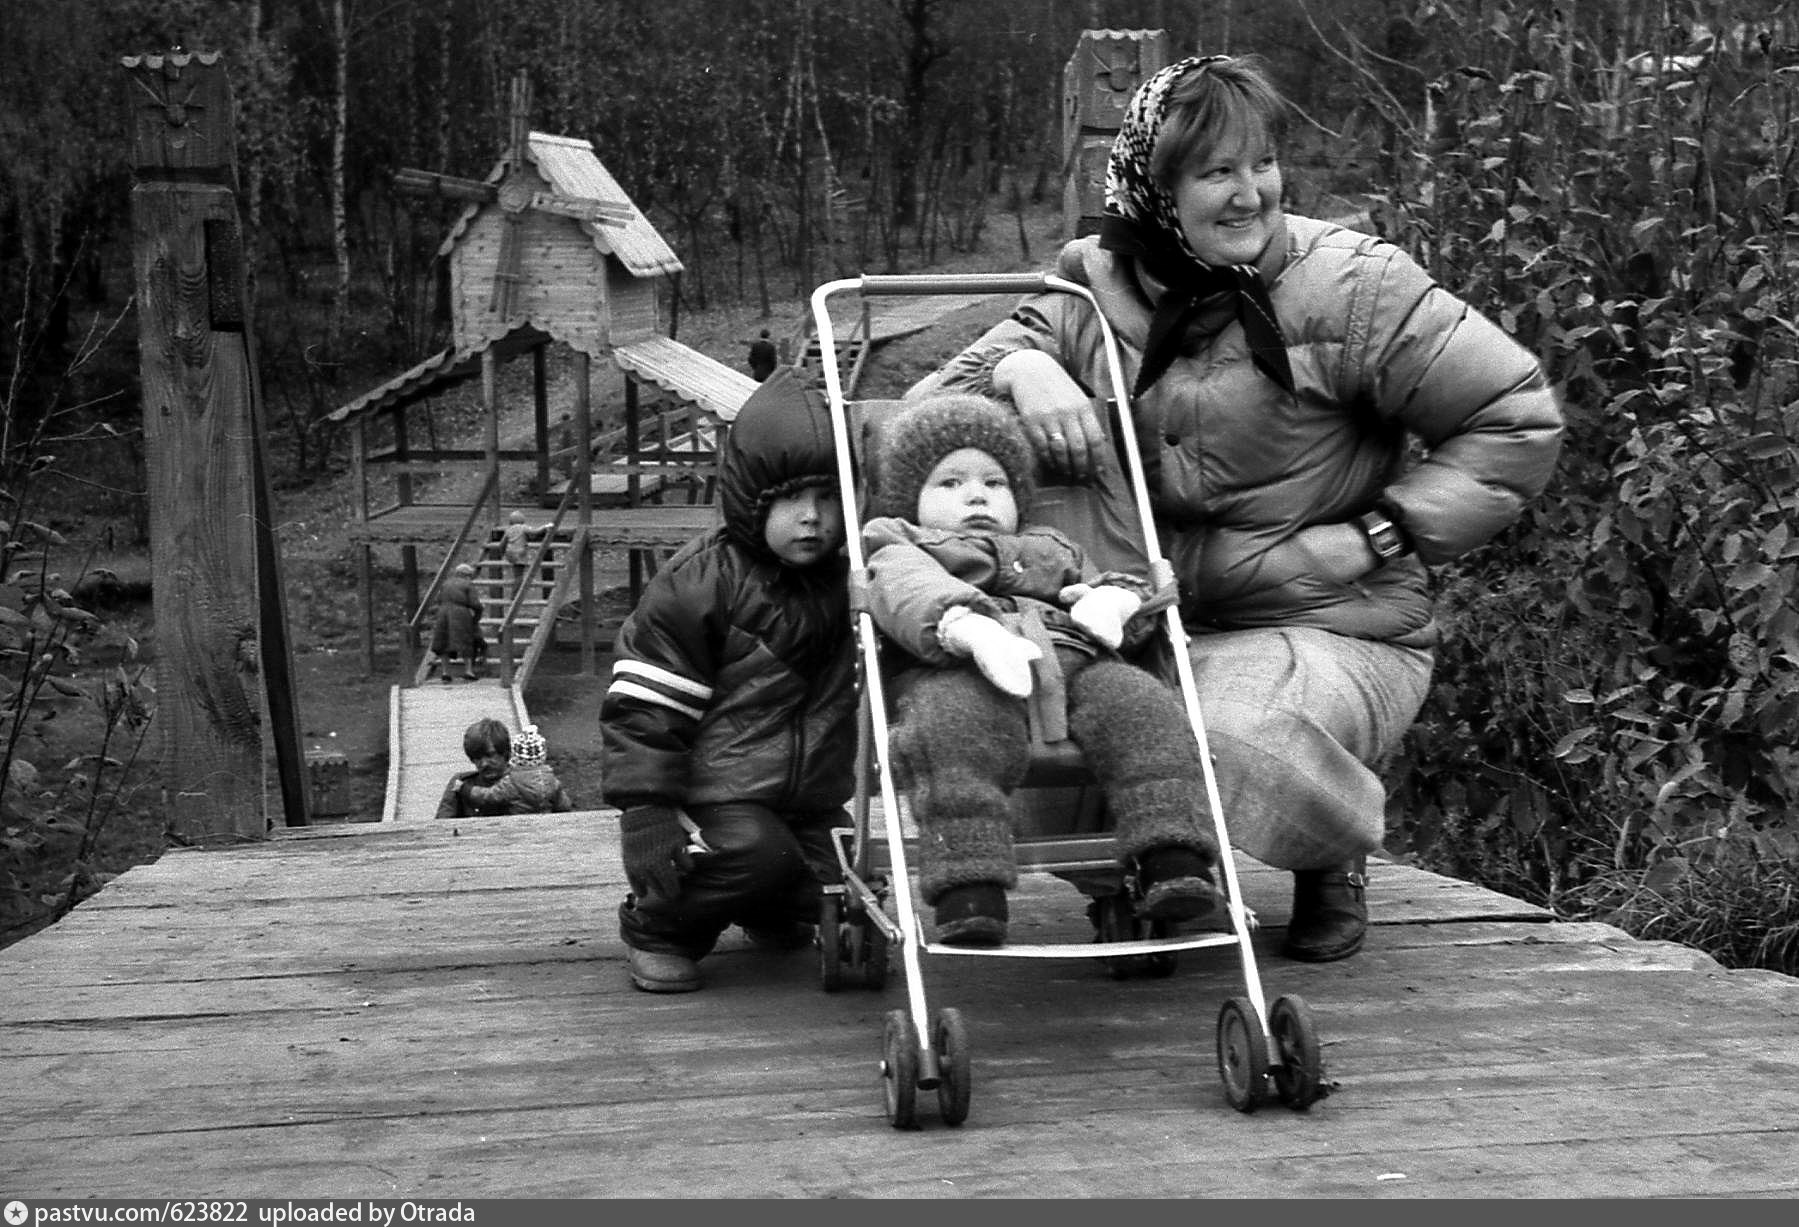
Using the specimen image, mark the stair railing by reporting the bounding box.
[506,524,589,695]
[403,467,499,686]
[494,480,582,689]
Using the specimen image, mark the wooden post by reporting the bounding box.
[483,348,501,515]
[1063,30,1173,239]
[352,424,375,674]
[625,377,643,600]
[575,351,595,674]
[359,544,376,676]
[124,49,308,838]
[532,344,550,501]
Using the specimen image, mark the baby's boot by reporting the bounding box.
[1135,844,1219,924]
[932,882,1009,947]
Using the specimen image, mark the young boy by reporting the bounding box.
[599,368,857,993]
[490,724,575,814]
[863,393,1219,946]
[434,717,517,819]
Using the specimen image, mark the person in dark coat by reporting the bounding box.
[429,563,486,682]
[863,394,1219,947]
[747,329,778,381]
[912,54,1564,962]
[599,367,856,993]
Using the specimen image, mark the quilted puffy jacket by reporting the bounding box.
[918,215,1565,648]
[598,368,857,811]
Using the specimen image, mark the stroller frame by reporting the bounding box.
[810,273,1329,1126]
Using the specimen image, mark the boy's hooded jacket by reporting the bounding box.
[599,367,855,812]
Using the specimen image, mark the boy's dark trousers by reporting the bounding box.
[618,801,843,959]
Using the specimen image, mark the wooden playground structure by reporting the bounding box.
[329,72,753,697]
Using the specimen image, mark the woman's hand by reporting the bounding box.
[993,349,1105,483]
[1294,521,1381,586]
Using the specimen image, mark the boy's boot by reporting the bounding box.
[1282,856,1368,962]
[626,946,702,993]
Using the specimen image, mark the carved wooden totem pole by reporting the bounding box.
[123,50,306,839]
[1062,30,1173,239]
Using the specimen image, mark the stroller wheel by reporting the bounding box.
[932,1007,972,1126]
[818,893,844,993]
[1216,997,1271,1113]
[881,1009,920,1130]
[1269,994,1328,1110]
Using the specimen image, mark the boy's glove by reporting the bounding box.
[1060,583,1143,651]
[619,804,697,901]
[938,608,1041,698]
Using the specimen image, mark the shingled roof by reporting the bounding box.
[437,131,683,279]
[327,329,755,427]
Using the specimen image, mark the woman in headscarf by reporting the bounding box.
[911,54,1563,962]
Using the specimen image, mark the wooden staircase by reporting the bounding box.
[473,524,579,679]
[795,305,872,396]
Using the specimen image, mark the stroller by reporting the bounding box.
[810,273,1330,1128]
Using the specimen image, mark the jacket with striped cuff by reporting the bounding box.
[598,367,857,814]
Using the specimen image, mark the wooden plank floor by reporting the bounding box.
[4,812,1797,1199]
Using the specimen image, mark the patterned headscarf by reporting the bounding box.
[1101,55,1295,398]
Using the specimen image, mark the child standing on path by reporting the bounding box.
[599,368,858,993]
[862,394,1219,947]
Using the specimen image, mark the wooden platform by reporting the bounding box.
[348,502,720,549]
[5,812,1797,1199]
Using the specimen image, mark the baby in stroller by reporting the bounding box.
[862,393,1220,946]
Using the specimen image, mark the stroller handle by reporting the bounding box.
[856,273,1050,297]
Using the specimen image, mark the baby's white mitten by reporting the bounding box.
[1062,583,1143,650]
[937,608,1041,698]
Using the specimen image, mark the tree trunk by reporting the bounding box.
[329,0,351,341]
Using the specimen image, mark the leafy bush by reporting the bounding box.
[1,285,160,945]
[1352,0,1799,973]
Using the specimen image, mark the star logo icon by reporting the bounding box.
[4,1201,29,1226]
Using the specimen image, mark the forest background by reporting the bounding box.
[3,0,1798,976]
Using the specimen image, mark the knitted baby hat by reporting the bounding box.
[512,725,546,765]
[873,394,1035,521]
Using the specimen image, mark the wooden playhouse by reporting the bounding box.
[329,75,757,688]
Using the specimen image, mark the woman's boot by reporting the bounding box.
[1281,856,1367,962]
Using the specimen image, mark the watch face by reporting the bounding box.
[1364,516,1402,558]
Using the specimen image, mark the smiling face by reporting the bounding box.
[762,484,845,567]
[915,447,1020,536]
[1171,128,1283,268]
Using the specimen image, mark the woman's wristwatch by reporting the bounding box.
[1356,511,1411,568]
